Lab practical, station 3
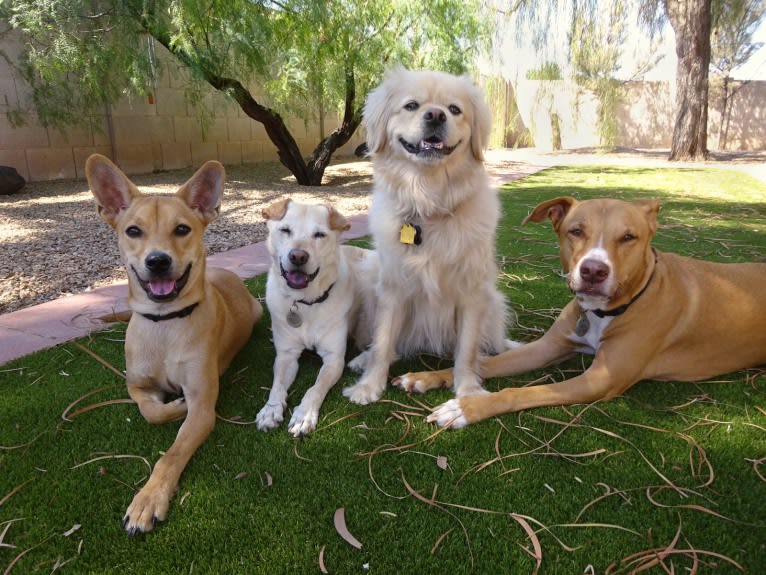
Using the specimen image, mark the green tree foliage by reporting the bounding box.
[1,0,489,185]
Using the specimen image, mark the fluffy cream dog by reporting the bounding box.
[343,67,513,405]
[256,199,378,435]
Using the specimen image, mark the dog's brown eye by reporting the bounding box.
[404,101,419,111]
[621,233,636,243]
[448,104,461,115]
[126,225,142,238]
[568,228,583,238]
[280,226,292,236]
[174,224,191,236]
[314,231,327,239]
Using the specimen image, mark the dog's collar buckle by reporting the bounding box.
[140,302,200,323]
[400,223,422,245]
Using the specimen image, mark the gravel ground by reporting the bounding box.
[0,158,378,314]
[2,148,764,315]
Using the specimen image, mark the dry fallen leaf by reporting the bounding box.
[334,507,363,549]
[436,455,448,470]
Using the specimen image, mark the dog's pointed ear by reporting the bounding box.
[177,160,225,224]
[327,206,351,233]
[262,198,291,221]
[85,154,141,228]
[466,78,491,161]
[522,196,577,229]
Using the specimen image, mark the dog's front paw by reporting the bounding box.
[288,405,319,437]
[255,401,285,431]
[123,487,169,535]
[342,378,384,405]
[392,370,452,393]
[426,399,469,429]
[347,350,370,373]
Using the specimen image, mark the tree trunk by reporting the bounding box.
[665,0,712,161]
[147,25,357,186]
[718,75,730,150]
[306,67,362,186]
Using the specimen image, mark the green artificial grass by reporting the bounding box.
[1,166,764,574]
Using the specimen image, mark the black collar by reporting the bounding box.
[296,283,335,306]
[140,302,199,322]
[591,250,657,318]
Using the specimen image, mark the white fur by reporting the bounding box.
[571,244,614,311]
[343,68,513,405]
[256,201,378,435]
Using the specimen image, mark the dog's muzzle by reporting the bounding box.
[132,254,192,302]
[280,253,320,290]
[399,136,458,160]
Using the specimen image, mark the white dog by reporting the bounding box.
[343,67,514,406]
[256,199,378,436]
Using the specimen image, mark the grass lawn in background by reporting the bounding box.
[1,166,764,574]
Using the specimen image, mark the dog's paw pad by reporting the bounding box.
[426,399,468,429]
[255,402,285,431]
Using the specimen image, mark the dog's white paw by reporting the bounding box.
[342,379,384,405]
[288,405,319,437]
[392,373,429,393]
[426,399,468,429]
[255,401,285,431]
[347,350,370,373]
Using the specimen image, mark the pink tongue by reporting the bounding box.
[286,271,309,289]
[149,279,176,296]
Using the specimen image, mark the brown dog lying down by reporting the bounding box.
[86,154,262,534]
[394,196,766,428]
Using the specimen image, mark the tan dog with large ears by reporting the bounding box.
[395,196,766,428]
[86,154,262,534]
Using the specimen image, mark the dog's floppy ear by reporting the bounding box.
[85,154,141,228]
[634,199,661,235]
[177,160,225,224]
[363,66,404,155]
[522,196,577,229]
[262,198,291,221]
[466,77,492,161]
[327,206,351,233]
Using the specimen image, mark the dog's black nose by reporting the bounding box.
[580,259,609,284]
[423,108,447,126]
[288,249,309,267]
[145,251,172,273]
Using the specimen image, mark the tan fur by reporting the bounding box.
[343,67,513,406]
[394,196,766,428]
[256,200,378,435]
[86,154,262,533]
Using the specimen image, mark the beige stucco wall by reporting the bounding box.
[512,78,766,152]
[0,31,363,182]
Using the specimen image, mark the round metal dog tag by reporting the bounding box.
[287,309,302,328]
[575,313,590,337]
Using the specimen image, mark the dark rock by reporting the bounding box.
[0,166,26,195]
